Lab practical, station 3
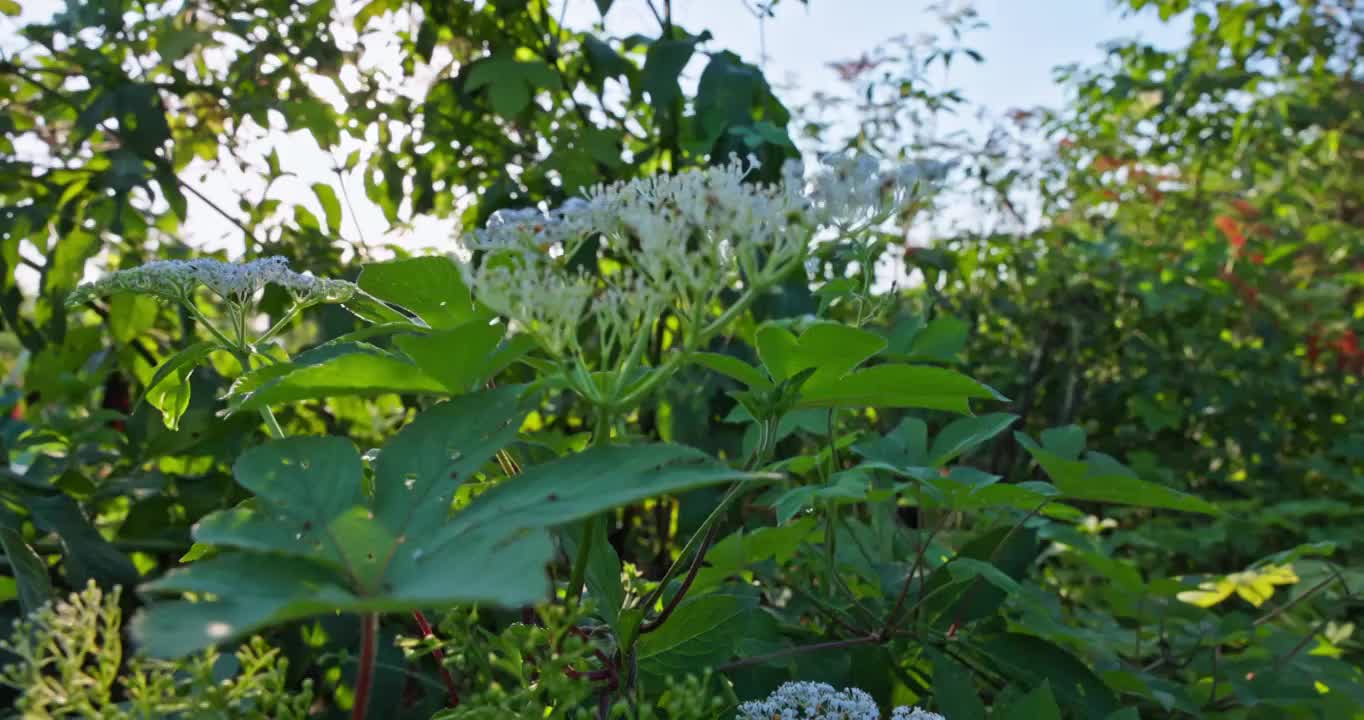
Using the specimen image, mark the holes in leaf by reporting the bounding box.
[404,472,418,490]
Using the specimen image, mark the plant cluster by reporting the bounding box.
[0,1,1360,719]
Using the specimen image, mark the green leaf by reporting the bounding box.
[0,1,21,17]
[593,0,613,15]
[135,553,361,658]
[0,528,52,616]
[999,681,1062,720]
[929,413,1017,466]
[693,352,772,390]
[142,388,550,656]
[370,385,525,542]
[907,315,969,362]
[465,57,562,118]
[1040,425,1086,460]
[854,418,929,468]
[141,341,215,405]
[641,38,698,113]
[756,322,885,383]
[27,495,138,589]
[979,634,1117,717]
[357,256,480,329]
[797,364,1004,412]
[444,444,773,538]
[930,651,986,720]
[221,437,364,570]
[637,592,757,677]
[227,345,447,412]
[141,341,216,430]
[108,293,159,344]
[583,35,632,89]
[1016,433,1219,515]
[919,525,1038,626]
[341,289,413,325]
[395,321,531,394]
[948,557,1021,595]
[147,363,194,431]
[561,519,624,627]
[311,183,343,235]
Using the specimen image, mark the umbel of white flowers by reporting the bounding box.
[465,152,942,361]
[736,681,946,720]
[66,257,356,308]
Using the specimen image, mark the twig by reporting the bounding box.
[411,610,459,708]
[943,500,1048,632]
[639,521,719,634]
[716,634,879,672]
[884,513,948,634]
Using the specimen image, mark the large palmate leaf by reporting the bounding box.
[137,386,538,656]
[139,389,773,656]
[755,322,886,383]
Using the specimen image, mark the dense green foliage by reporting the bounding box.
[0,1,1360,719]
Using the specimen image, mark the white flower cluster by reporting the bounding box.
[736,681,945,720]
[465,153,934,359]
[68,257,355,307]
[787,152,953,233]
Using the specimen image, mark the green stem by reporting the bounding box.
[256,302,306,344]
[259,406,286,440]
[615,351,685,409]
[636,481,745,620]
[185,303,238,350]
[231,349,287,440]
[568,412,614,603]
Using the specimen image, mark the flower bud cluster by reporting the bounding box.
[736,681,946,720]
[68,257,355,308]
[465,153,933,360]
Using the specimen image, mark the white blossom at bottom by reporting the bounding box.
[736,681,946,720]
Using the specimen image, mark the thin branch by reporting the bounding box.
[716,634,879,672]
[639,520,719,634]
[4,65,257,243]
[411,610,460,708]
[884,511,949,634]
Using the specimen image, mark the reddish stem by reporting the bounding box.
[352,613,378,720]
[412,610,460,707]
[639,521,719,634]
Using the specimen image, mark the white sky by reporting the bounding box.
[1,1,1188,265]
